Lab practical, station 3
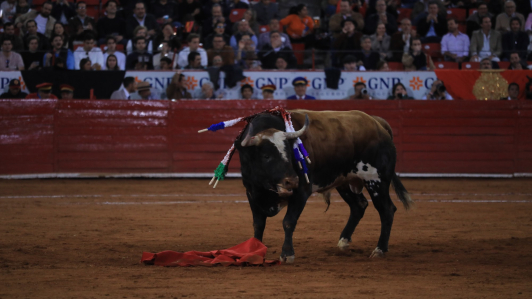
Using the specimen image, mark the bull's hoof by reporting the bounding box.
[279,255,295,264]
[369,247,384,258]
[337,238,350,251]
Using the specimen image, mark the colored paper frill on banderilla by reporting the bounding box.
[140,238,281,267]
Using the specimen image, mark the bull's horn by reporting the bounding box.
[241,123,260,147]
[284,114,309,140]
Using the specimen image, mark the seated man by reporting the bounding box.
[414,1,447,43]
[184,51,205,69]
[354,35,380,70]
[0,79,28,99]
[275,57,287,70]
[504,83,521,100]
[1,22,24,51]
[343,55,366,71]
[207,34,235,66]
[21,36,43,70]
[25,82,58,99]
[43,35,74,70]
[287,77,315,100]
[470,16,502,62]
[261,84,275,99]
[96,0,126,45]
[0,38,24,70]
[466,2,493,37]
[177,34,208,68]
[390,18,416,62]
[240,84,254,99]
[258,31,297,69]
[349,82,371,100]
[508,52,527,69]
[480,57,492,69]
[159,57,174,70]
[329,0,364,39]
[257,18,291,50]
[22,20,50,51]
[332,18,362,66]
[110,76,137,100]
[364,0,397,35]
[422,79,453,100]
[441,18,470,62]
[126,37,154,70]
[495,1,525,32]
[68,1,96,37]
[73,32,103,70]
[230,20,258,52]
[132,82,157,100]
[60,84,74,99]
[502,17,529,60]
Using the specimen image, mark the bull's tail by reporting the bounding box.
[321,191,331,212]
[391,173,414,210]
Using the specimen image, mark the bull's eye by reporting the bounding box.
[262,154,270,160]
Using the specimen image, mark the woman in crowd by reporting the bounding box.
[204,21,231,50]
[279,4,314,47]
[371,22,391,60]
[80,58,92,71]
[53,23,70,49]
[105,54,120,70]
[387,82,414,100]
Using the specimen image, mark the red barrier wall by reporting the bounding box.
[1,99,531,176]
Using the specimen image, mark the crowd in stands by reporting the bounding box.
[0,0,530,100]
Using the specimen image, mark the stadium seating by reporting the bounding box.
[397,8,412,21]
[387,62,404,70]
[229,9,247,23]
[498,61,510,69]
[434,62,459,69]
[468,9,477,17]
[259,25,270,34]
[292,43,305,65]
[423,43,442,60]
[446,8,466,22]
[461,62,480,69]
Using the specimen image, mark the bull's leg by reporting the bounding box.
[247,191,267,242]
[366,179,397,258]
[280,198,307,264]
[336,185,369,251]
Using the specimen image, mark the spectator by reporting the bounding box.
[364,0,397,35]
[275,56,287,70]
[207,34,235,66]
[126,1,159,39]
[79,58,92,70]
[153,41,174,69]
[0,79,28,99]
[126,37,154,70]
[110,76,137,100]
[229,0,249,10]
[354,35,380,70]
[441,18,470,62]
[422,79,453,100]
[166,72,192,99]
[21,35,43,70]
[15,0,30,18]
[414,1,447,43]
[466,2,493,37]
[105,54,120,70]
[505,83,521,100]
[204,20,231,50]
[103,36,126,70]
[44,35,74,69]
[25,82,57,99]
[59,84,74,99]
[0,39,24,70]
[332,18,362,65]
[480,57,492,69]
[52,23,70,49]
[508,52,527,69]
[150,0,177,25]
[343,54,366,71]
[240,83,254,99]
[212,55,223,67]
[1,0,17,24]
[376,60,390,70]
[184,51,204,69]
[407,37,427,70]
[235,9,259,36]
[390,18,416,62]
[96,0,127,46]
[73,32,103,70]
[387,82,413,99]
[502,17,529,60]
[287,77,316,100]
[235,33,257,64]
[177,0,202,24]
[470,16,502,62]
[134,82,156,100]
[1,23,23,52]
[240,52,262,70]
[202,4,228,41]
[279,4,315,45]
[68,2,96,37]
[126,26,155,55]
[370,22,391,60]
[349,82,372,100]
[402,53,416,71]
[257,18,291,50]
[329,0,365,39]
[177,33,207,68]
[51,0,75,25]
[230,20,258,52]
[160,57,173,70]
[22,20,50,51]
[198,81,218,99]
[153,24,180,54]
[258,31,297,69]
[15,2,56,38]
[261,84,275,99]
[254,0,279,26]
[495,1,525,32]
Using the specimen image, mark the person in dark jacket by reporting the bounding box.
[502,17,529,60]
[258,31,296,69]
[332,18,362,66]
[354,35,381,70]
[96,0,127,45]
[125,2,159,39]
[51,0,75,24]
[126,37,154,69]
[0,79,28,99]
[364,0,397,35]
[414,1,447,43]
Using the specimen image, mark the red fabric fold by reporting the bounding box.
[140,238,280,267]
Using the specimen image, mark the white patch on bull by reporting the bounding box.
[373,192,378,196]
[354,162,381,182]
[338,237,350,251]
[263,131,289,162]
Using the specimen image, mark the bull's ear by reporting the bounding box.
[241,123,260,147]
[284,114,309,140]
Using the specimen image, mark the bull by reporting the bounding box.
[235,109,413,263]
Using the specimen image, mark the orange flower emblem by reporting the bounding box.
[18,76,26,90]
[353,76,366,86]
[241,77,254,85]
[409,77,423,91]
[183,76,198,90]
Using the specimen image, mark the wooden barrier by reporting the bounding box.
[1,99,531,176]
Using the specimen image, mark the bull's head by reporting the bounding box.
[238,114,309,197]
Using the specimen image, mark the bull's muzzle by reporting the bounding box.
[276,177,299,197]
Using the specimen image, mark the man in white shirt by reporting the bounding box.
[102,36,126,70]
[74,32,104,70]
[177,33,207,68]
[441,18,470,62]
[110,77,137,100]
[470,16,502,61]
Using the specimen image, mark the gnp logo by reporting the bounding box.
[241,76,254,86]
[409,76,423,90]
[0,75,26,90]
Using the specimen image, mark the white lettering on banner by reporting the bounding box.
[125,71,438,100]
[0,71,29,93]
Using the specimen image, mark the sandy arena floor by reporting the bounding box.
[0,178,531,298]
